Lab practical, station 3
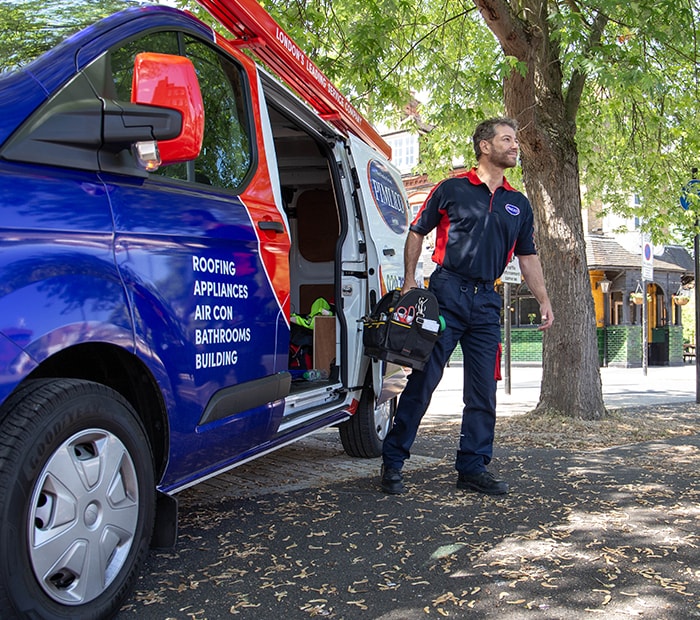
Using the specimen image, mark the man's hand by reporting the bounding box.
[538,299,554,331]
[401,276,419,296]
[400,230,425,295]
[517,254,553,331]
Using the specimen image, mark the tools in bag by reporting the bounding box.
[363,288,444,370]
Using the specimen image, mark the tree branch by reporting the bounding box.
[564,9,608,123]
[383,7,477,80]
[354,6,478,102]
[472,0,535,59]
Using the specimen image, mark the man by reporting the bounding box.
[381,117,553,495]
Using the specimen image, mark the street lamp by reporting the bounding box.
[598,277,611,366]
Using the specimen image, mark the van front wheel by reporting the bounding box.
[339,387,396,458]
[0,379,155,619]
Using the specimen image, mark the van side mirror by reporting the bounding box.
[131,52,204,167]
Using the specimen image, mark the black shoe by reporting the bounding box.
[381,465,405,494]
[457,470,509,495]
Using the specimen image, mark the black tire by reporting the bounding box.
[339,386,396,458]
[0,379,155,619]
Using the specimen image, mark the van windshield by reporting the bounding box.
[0,0,149,75]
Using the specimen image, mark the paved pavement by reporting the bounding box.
[118,364,700,619]
[426,362,699,421]
[138,361,700,506]
[151,364,699,503]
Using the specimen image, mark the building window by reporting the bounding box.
[385,133,418,173]
[498,283,541,327]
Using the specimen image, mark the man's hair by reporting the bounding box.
[473,117,519,160]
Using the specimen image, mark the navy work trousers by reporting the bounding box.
[382,266,502,475]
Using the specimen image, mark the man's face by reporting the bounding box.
[482,124,519,169]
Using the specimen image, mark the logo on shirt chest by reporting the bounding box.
[504,203,520,216]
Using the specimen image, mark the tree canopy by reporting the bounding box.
[244,0,699,244]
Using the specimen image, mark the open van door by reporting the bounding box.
[347,134,410,292]
[347,133,412,405]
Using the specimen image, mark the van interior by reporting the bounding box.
[264,93,344,391]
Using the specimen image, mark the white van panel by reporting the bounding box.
[347,134,411,404]
[347,134,410,295]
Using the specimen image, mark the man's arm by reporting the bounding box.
[517,254,554,330]
[401,230,425,294]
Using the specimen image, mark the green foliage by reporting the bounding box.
[682,301,695,344]
[0,0,146,73]
[552,0,699,244]
[250,0,700,245]
[257,0,508,173]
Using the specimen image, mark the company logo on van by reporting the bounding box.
[368,160,409,234]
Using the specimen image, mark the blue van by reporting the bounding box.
[0,1,411,616]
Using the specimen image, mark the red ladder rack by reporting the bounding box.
[197,0,391,158]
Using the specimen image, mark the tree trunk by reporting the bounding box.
[512,85,606,419]
[475,0,606,419]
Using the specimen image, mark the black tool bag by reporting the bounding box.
[363,288,442,370]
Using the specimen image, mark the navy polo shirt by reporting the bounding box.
[411,168,536,282]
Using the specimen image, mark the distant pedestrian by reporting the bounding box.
[381,117,553,495]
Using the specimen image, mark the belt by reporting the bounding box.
[434,265,494,289]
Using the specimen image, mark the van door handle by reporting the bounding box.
[258,221,284,233]
[383,248,396,256]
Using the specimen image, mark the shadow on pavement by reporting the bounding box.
[119,408,700,619]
